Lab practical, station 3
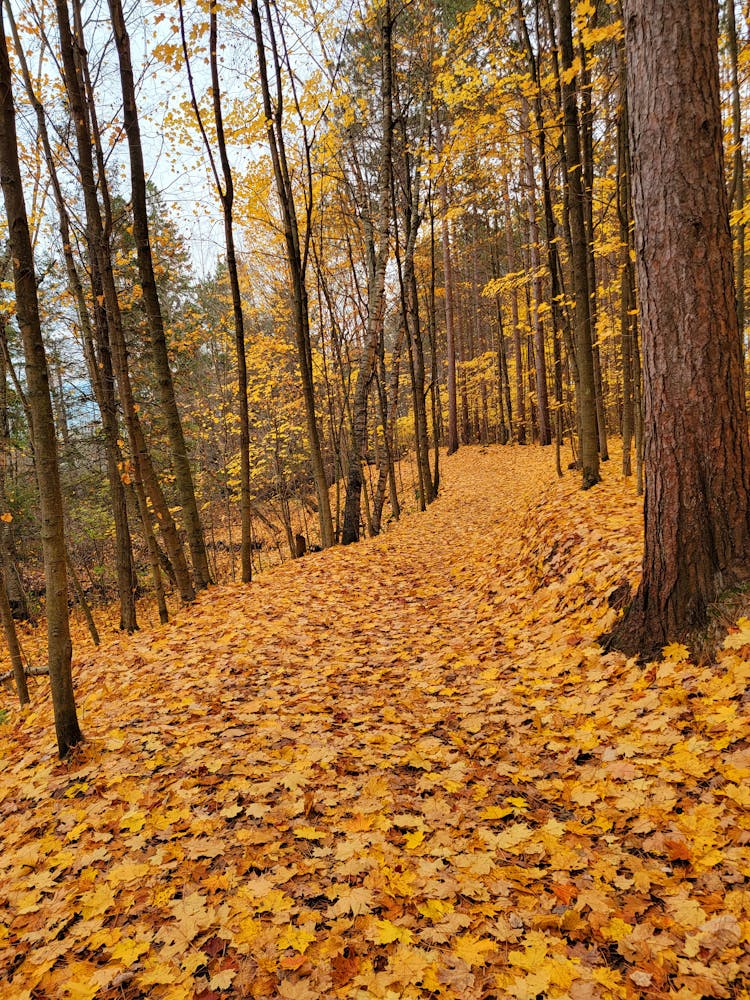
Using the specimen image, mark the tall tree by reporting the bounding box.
[557,0,599,488]
[0,4,82,754]
[612,0,750,655]
[341,0,394,544]
[726,0,745,340]
[178,0,253,583]
[250,0,334,550]
[109,0,211,590]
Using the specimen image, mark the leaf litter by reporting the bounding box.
[1,445,749,999]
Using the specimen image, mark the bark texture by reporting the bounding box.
[613,0,750,655]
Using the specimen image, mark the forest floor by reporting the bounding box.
[1,445,749,1000]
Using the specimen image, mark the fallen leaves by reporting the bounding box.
[1,444,750,997]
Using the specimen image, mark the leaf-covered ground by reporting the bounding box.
[1,446,749,1000]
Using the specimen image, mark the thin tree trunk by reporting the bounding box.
[371,327,403,534]
[520,96,551,444]
[617,38,636,478]
[579,35,609,461]
[726,0,745,344]
[55,0,195,605]
[341,2,394,543]
[66,550,99,646]
[109,0,210,590]
[250,0,334,549]
[557,0,600,488]
[435,120,459,456]
[503,178,526,444]
[178,1,252,583]
[0,532,28,704]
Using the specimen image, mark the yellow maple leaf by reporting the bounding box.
[110,937,150,965]
[593,966,623,989]
[169,892,214,941]
[494,822,533,850]
[662,641,690,662]
[62,964,100,1000]
[388,943,436,983]
[233,916,263,947]
[719,783,750,807]
[328,886,374,916]
[255,889,294,913]
[404,829,424,849]
[78,884,116,920]
[158,985,194,1000]
[119,811,147,833]
[107,861,151,883]
[137,956,180,987]
[454,933,496,966]
[417,899,454,921]
[602,917,633,942]
[294,825,326,840]
[209,969,236,990]
[65,983,99,1000]
[374,919,413,945]
[481,805,514,820]
[278,924,316,953]
[508,931,548,971]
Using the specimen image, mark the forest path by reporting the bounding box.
[2,446,750,999]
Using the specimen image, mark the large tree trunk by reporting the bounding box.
[612,0,750,656]
[0,8,82,754]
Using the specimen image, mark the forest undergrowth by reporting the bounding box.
[1,445,749,1000]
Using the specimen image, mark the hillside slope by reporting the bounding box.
[1,446,749,1000]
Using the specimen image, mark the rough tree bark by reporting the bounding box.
[0,6,82,754]
[612,0,750,655]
